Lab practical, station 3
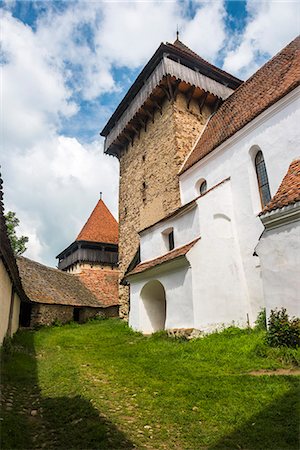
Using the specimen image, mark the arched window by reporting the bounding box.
[199,180,207,195]
[255,151,271,207]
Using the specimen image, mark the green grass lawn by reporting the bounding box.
[1,319,299,450]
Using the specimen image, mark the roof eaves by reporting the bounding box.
[139,200,197,235]
[125,237,200,279]
[259,201,300,230]
[101,42,242,138]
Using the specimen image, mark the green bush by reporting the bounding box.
[266,308,300,348]
[255,308,267,330]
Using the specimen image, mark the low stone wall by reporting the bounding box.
[30,303,119,327]
[31,304,73,327]
[78,305,119,323]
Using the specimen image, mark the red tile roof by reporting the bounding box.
[78,268,119,307]
[170,39,242,85]
[76,199,118,244]
[260,159,300,214]
[126,238,200,277]
[181,36,300,174]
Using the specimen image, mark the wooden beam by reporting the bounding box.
[123,131,134,146]
[149,97,163,115]
[111,144,123,158]
[173,80,181,100]
[159,85,171,101]
[137,116,147,132]
[142,106,155,123]
[186,85,196,109]
[131,124,140,138]
[167,76,174,100]
[198,91,208,114]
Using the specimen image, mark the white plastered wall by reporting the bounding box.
[0,260,21,343]
[129,261,194,333]
[0,260,12,344]
[256,220,300,319]
[180,87,300,324]
[187,181,250,332]
[11,293,21,336]
[140,206,199,262]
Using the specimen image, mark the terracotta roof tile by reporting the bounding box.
[260,159,300,214]
[181,36,300,173]
[126,238,200,277]
[17,256,105,308]
[77,268,119,307]
[76,199,118,244]
[170,39,242,85]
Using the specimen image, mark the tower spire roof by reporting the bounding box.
[76,198,118,244]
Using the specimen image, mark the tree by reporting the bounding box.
[4,211,29,256]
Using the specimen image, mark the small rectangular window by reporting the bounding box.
[168,231,174,251]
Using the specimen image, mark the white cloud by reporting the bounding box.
[181,1,227,61]
[96,2,182,68]
[223,0,300,78]
[1,11,77,151]
[2,136,118,266]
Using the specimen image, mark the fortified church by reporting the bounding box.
[1,35,299,343]
[101,36,300,334]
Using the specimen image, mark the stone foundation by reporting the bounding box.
[167,328,203,340]
[30,303,119,327]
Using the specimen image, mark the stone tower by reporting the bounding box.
[101,39,242,318]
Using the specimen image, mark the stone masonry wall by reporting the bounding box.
[80,305,119,322]
[118,93,212,318]
[30,303,119,327]
[31,304,74,327]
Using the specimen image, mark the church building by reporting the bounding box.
[101,36,300,334]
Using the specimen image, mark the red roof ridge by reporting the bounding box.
[76,199,118,244]
[126,237,200,278]
[169,39,243,84]
[180,36,300,174]
[260,159,300,215]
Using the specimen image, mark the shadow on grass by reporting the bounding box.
[0,331,135,450]
[209,382,299,450]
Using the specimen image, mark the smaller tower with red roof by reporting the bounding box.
[56,197,118,273]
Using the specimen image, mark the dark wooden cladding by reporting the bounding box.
[58,247,118,271]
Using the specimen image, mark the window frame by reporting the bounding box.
[168,230,175,251]
[255,150,271,208]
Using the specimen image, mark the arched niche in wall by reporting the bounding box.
[195,178,207,197]
[140,280,166,332]
[213,213,233,239]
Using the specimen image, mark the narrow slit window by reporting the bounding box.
[168,230,174,251]
[255,151,271,208]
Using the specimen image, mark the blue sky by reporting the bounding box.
[1,0,299,266]
[7,0,250,144]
